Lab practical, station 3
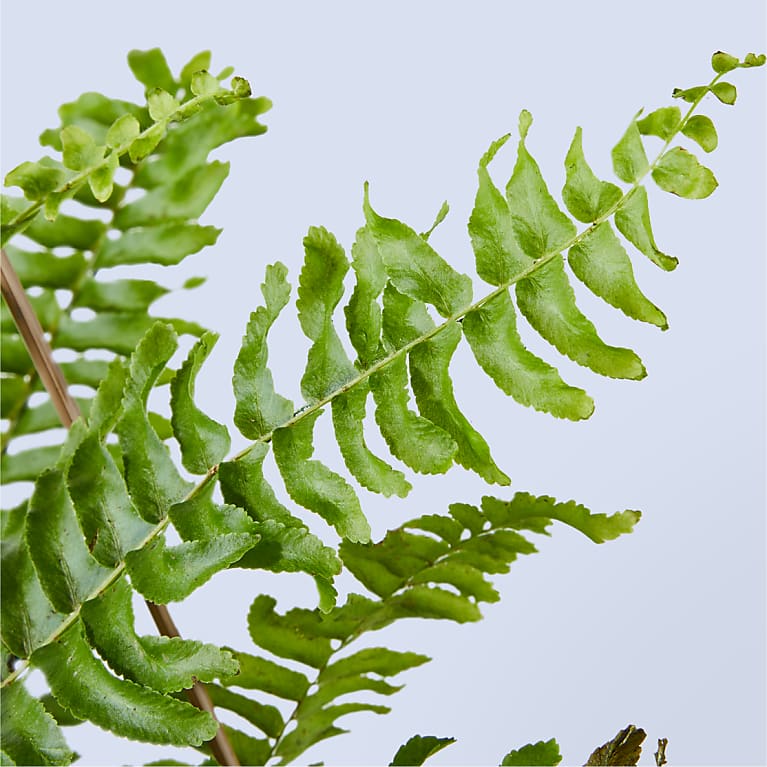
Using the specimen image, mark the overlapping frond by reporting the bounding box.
[1,47,269,499]
[206,492,638,764]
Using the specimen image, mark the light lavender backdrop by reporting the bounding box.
[1,2,765,765]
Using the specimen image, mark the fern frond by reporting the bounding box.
[209,52,763,550]
[1,47,269,507]
[0,324,255,755]
[210,491,638,763]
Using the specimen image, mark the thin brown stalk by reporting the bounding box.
[1,249,239,766]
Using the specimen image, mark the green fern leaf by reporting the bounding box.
[3,161,69,202]
[363,184,473,317]
[462,292,593,420]
[382,285,509,485]
[469,134,527,285]
[567,222,667,328]
[320,647,429,684]
[32,622,217,746]
[218,445,304,527]
[0,446,60,483]
[298,227,357,402]
[54,313,202,356]
[221,651,311,701]
[96,224,221,267]
[613,186,677,271]
[1,245,86,288]
[116,323,192,523]
[611,116,650,183]
[390,735,456,766]
[0,505,65,658]
[467,144,593,419]
[248,595,334,668]
[562,127,623,223]
[217,447,341,603]
[516,257,646,379]
[345,225,386,365]
[128,48,178,94]
[170,333,231,474]
[272,411,370,543]
[125,531,257,604]
[26,468,112,614]
[369,355,457,475]
[0,681,72,766]
[506,111,578,258]
[636,107,682,141]
[81,579,238,692]
[233,263,294,439]
[114,162,230,229]
[681,114,718,152]
[331,385,412,497]
[74,278,168,313]
[212,489,640,762]
[60,125,105,172]
[501,738,562,766]
[205,685,284,739]
[67,432,154,567]
[479,494,640,543]
[275,702,390,763]
[132,97,270,189]
[652,147,718,198]
[170,483,257,539]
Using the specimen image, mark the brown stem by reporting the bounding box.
[1,249,80,427]
[1,249,239,766]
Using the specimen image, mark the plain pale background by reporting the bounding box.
[1,2,765,765]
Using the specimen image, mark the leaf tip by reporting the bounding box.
[518,109,533,140]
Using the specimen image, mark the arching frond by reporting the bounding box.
[1,49,763,766]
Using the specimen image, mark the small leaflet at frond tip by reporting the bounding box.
[681,115,718,153]
[190,70,220,98]
[518,109,533,139]
[711,51,740,73]
[652,148,717,199]
[741,52,766,68]
[636,107,682,141]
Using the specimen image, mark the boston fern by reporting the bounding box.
[0,48,763,766]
